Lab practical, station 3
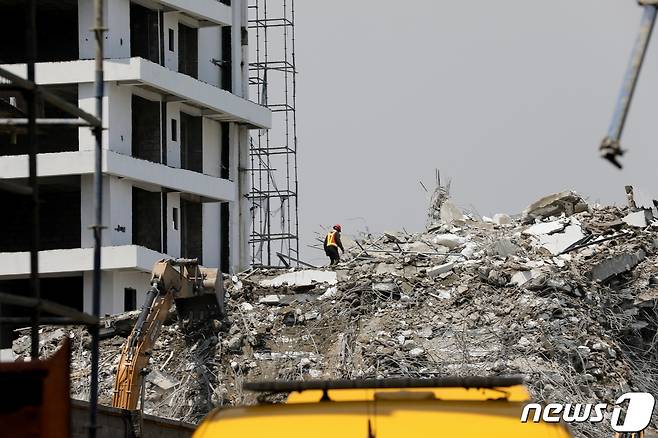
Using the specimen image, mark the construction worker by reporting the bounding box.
[324,224,344,266]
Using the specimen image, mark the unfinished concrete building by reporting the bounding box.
[0,0,270,346]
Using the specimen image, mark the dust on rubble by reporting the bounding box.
[11,190,658,438]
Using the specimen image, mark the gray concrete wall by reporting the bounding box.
[72,400,195,438]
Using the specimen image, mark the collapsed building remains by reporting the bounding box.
[9,188,658,438]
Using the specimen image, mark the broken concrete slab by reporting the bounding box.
[460,243,478,259]
[591,249,647,282]
[523,191,588,222]
[427,262,455,277]
[258,295,283,305]
[523,220,566,237]
[432,234,466,249]
[259,270,337,288]
[622,210,653,228]
[146,369,179,391]
[537,223,585,256]
[626,186,657,211]
[440,200,465,225]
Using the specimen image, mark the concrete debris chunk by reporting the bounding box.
[239,302,254,312]
[536,223,585,256]
[304,311,320,321]
[626,185,657,211]
[493,213,512,225]
[417,327,433,338]
[258,294,282,305]
[426,262,455,277]
[490,238,520,258]
[432,289,451,300]
[510,270,540,286]
[146,369,179,391]
[440,200,465,225]
[318,286,337,300]
[432,234,466,249]
[523,191,588,222]
[622,210,652,228]
[259,270,337,288]
[523,220,566,236]
[460,242,478,259]
[591,249,647,282]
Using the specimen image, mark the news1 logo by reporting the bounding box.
[520,392,656,433]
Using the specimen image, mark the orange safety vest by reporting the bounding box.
[326,231,338,247]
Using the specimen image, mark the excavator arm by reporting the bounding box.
[112,283,174,409]
[112,259,223,410]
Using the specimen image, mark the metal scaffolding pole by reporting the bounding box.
[26,0,40,361]
[89,0,106,436]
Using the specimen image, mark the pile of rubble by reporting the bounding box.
[11,188,658,437]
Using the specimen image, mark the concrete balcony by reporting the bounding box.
[0,57,270,129]
[157,0,232,26]
[0,150,235,202]
[0,245,164,278]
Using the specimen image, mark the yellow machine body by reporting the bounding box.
[194,384,572,438]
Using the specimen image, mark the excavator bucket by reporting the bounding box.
[173,262,225,322]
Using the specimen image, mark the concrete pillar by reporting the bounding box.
[198,26,221,87]
[78,83,110,151]
[83,271,115,315]
[228,123,244,272]
[231,0,243,97]
[166,102,182,168]
[166,193,181,258]
[202,118,221,177]
[84,270,152,315]
[238,126,251,269]
[78,0,130,60]
[163,12,180,72]
[241,0,249,99]
[203,202,221,268]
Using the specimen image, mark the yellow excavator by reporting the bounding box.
[112,258,224,410]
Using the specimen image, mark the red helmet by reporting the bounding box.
[333,224,342,232]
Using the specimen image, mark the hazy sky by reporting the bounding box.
[293,1,658,262]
